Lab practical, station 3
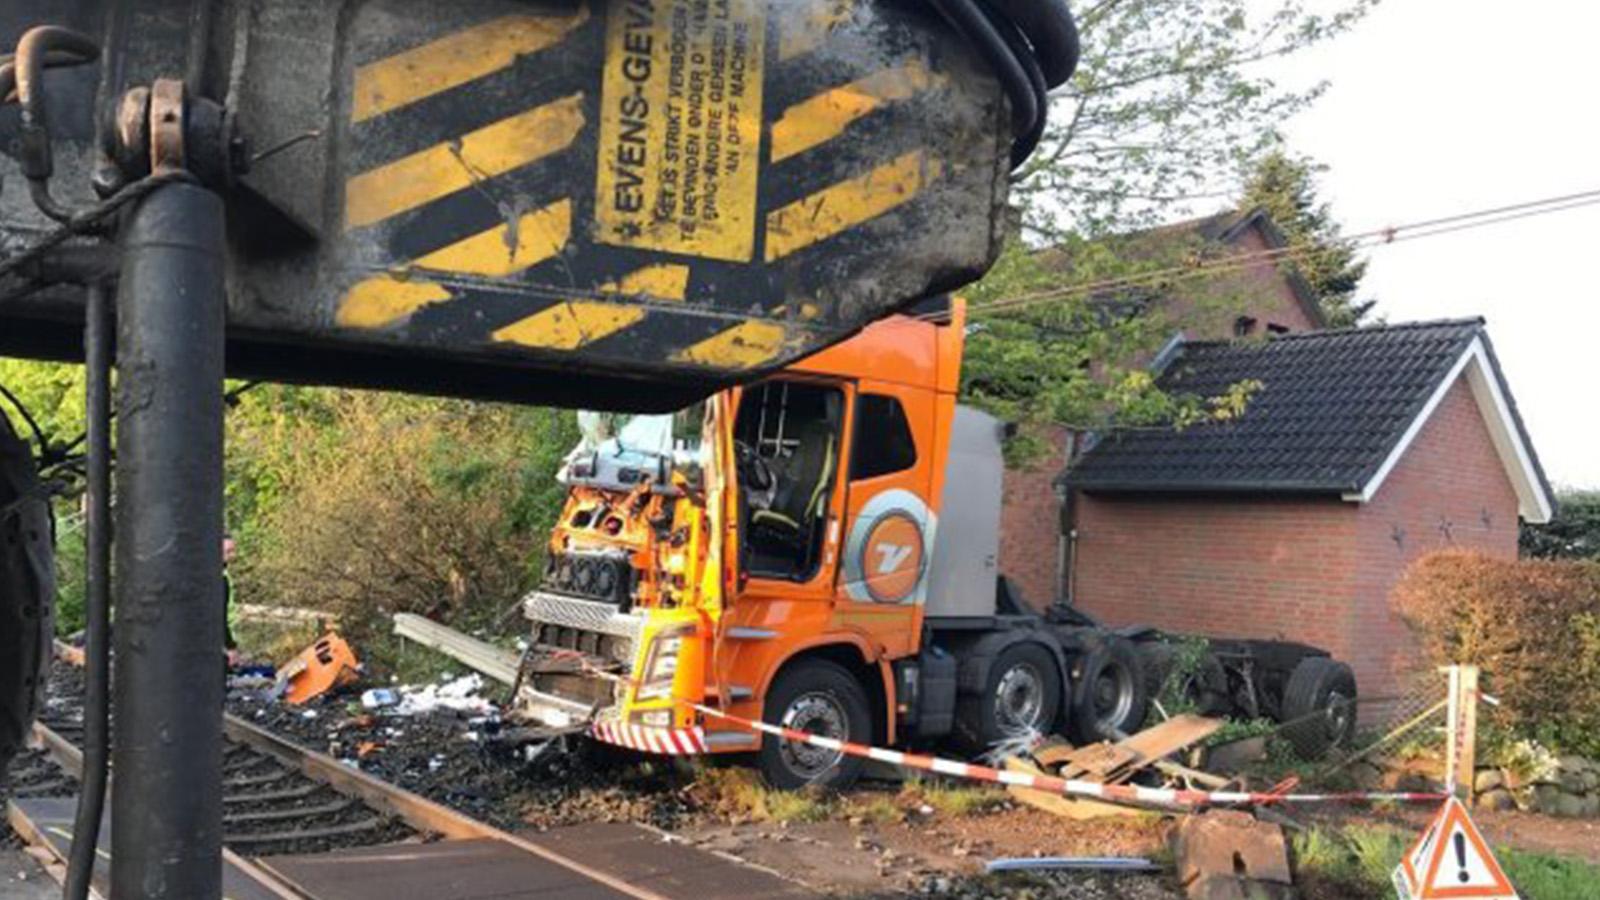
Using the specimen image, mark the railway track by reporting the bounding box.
[4,653,814,900]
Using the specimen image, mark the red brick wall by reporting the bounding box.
[997,427,1071,607]
[1069,374,1520,708]
[1155,225,1323,340]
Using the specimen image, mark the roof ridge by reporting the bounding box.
[1179,317,1486,349]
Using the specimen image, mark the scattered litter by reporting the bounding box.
[300,709,318,720]
[361,688,399,710]
[985,857,1162,874]
[392,673,496,718]
[278,632,362,705]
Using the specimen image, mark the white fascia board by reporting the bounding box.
[1342,338,1553,523]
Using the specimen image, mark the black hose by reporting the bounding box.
[985,3,1051,168]
[982,0,1081,89]
[927,0,1039,139]
[64,281,112,900]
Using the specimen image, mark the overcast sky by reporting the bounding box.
[1240,0,1600,490]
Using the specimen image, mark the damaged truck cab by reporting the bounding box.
[518,299,1155,787]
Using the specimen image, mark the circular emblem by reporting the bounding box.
[860,512,926,603]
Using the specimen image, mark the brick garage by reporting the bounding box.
[1061,320,1552,704]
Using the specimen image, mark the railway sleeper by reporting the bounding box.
[224,798,353,825]
[223,816,388,847]
[223,782,321,805]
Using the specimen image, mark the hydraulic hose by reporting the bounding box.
[927,0,1079,168]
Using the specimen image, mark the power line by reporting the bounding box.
[936,188,1600,322]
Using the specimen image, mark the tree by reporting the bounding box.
[960,0,1377,459]
[1521,491,1600,561]
[1240,149,1373,326]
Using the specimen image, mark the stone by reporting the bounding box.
[1583,771,1599,792]
[1174,810,1292,900]
[1578,794,1600,818]
[1558,755,1590,774]
[1187,874,1296,900]
[1559,769,1587,794]
[1473,769,1505,793]
[1554,792,1588,819]
[1476,788,1516,812]
[1533,784,1564,814]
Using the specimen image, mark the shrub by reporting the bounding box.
[1521,490,1600,560]
[1392,550,1600,757]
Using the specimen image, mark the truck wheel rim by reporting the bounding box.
[779,692,847,780]
[995,663,1045,733]
[1325,690,1353,740]
[1091,665,1134,733]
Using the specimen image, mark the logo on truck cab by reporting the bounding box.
[841,489,935,605]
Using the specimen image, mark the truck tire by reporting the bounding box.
[1067,635,1148,744]
[1139,642,1230,716]
[0,414,54,782]
[757,659,871,791]
[954,642,1062,752]
[1280,657,1357,758]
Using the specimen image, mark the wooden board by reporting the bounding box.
[1002,759,1143,821]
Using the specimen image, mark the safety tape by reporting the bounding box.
[567,657,1445,809]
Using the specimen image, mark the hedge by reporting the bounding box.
[1392,550,1600,758]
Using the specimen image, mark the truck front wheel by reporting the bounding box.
[955,643,1062,752]
[758,659,871,790]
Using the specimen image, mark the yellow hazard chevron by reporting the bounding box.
[337,201,571,328]
[492,264,689,350]
[672,321,789,369]
[345,94,584,230]
[771,60,941,163]
[764,151,939,261]
[352,8,589,123]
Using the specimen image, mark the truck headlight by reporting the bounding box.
[638,624,695,699]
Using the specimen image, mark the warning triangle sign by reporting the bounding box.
[1392,798,1518,899]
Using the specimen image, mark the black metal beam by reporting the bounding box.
[111,180,226,898]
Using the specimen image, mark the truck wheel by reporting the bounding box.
[757,659,871,790]
[1280,658,1357,758]
[954,642,1062,752]
[0,414,54,782]
[1067,635,1148,743]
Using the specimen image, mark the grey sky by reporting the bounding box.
[1243,0,1600,490]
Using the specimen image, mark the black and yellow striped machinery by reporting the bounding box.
[0,0,1076,411]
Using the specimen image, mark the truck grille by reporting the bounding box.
[523,590,642,662]
[541,550,635,608]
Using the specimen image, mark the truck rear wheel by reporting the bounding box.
[757,659,871,790]
[0,413,54,782]
[1280,657,1357,757]
[955,642,1062,752]
[1067,635,1148,743]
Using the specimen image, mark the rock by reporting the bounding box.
[1560,769,1588,794]
[1476,788,1515,812]
[1205,736,1268,773]
[1174,810,1292,900]
[1583,771,1599,792]
[1554,792,1588,819]
[1581,794,1600,819]
[1380,770,1435,793]
[1533,784,1564,815]
[1187,875,1296,900]
[1558,755,1590,774]
[1348,761,1384,790]
[1473,769,1504,793]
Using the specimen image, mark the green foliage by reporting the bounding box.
[1014,0,1378,238]
[0,358,87,457]
[227,388,579,651]
[1521,490,1600,560]
[1240,149,1374,326]
[1393,550,1600,758]
[1293,824,1600,900]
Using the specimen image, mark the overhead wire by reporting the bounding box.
[934,188,1600,322]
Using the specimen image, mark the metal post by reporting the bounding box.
[112,180,227,898]
[65,281,113,900]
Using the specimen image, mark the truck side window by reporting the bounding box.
[850,394,917,479]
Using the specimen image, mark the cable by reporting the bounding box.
[937,188,1600,321]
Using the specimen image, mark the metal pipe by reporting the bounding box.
[64,280,113,900]
[111,180,226,899]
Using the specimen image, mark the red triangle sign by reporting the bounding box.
[1393,798,1518,899]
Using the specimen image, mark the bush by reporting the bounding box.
[230,388,577,653]
[1392,550,1600,757]
[1521,490,1600,560]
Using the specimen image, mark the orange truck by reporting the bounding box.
[515,297,1163,788]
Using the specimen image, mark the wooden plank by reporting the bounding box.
[1105,715,1222,783]
[392,613,520,685]
[1002,758,1143,821]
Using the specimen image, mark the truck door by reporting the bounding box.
[834,380,936,657]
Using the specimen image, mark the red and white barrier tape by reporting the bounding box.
[568,657,1444,808]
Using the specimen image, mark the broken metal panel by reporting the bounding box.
[2,0,1011,409]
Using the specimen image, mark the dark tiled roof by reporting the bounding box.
[1063,319,1510,494]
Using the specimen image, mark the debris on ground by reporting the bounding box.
[1004,715,1226,820]
[278,632,361,705]
[1173,809,1292,899]
[984,856,1163,873]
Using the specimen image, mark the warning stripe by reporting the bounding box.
[573,659,1445,808]
[345,94,585,230]
[352,9,590,123]
[591,720,706,756]
[336,200,572,328]
[764,150,939,261]
[670,320,789,369]
[770,61,941,163]
[493,264,689,350]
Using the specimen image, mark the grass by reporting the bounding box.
[905,778,1006,817]
[692,768,838,824]
[1293,823,1600,899]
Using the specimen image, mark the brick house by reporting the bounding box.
[997,208,1329,604]
[1059,320,1553,701]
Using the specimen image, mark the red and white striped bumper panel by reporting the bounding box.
[590,720,707,755]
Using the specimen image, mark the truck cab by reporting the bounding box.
[517,299,1150,787]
